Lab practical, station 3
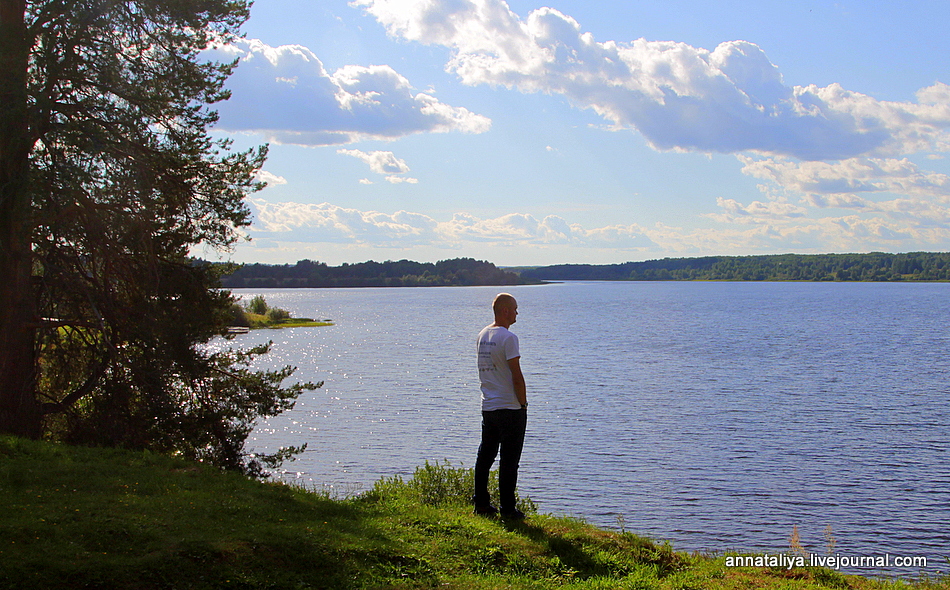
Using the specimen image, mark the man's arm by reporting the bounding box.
[508,356,527,407]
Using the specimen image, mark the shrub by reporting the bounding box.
[266,306,290,322]
[230,303,250,327]
[247,295,268,315]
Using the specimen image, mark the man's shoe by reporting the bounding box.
[500,508,525,520]
[473,504,498,516]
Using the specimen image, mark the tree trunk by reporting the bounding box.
[0,0,42,438]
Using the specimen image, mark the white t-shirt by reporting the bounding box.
[477,325,521,411]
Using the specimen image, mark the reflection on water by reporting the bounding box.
[211,282,950,575]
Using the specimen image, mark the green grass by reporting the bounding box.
[0,437,945,590]
[243,312,333,329]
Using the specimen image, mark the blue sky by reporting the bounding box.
[206,0,950,266]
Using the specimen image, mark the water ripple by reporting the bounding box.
[228,282,950,575]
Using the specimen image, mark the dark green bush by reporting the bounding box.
[265,306,290,322]
[230,303,250,327]
[247,295,268,315]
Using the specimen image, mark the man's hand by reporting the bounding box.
[508,356,526,407]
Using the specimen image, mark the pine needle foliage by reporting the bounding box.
[0,0,316,473]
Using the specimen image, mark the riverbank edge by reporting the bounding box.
[0,436,944,590]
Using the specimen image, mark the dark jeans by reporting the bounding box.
[473,408,527,511]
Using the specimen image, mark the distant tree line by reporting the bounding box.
[218,258,532,288]
[520,252,950,282]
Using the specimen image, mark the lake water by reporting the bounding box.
[216,282,950,576]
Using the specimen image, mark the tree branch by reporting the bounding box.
[41,354,109,415]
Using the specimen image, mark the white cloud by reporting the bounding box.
[739,156,950,199]
[247,199,655,249]
[208,38,491,146]
[337,148,420,183]
[338,149,411,174]
[248,200,436,245]
[385,175,419,184]
[255,170,288,186]
[353,0,950,160]
[643,215,949,256]
[731,154,950,231]
[707,197,808,223]
[696,154,950,252]
[239,197,950,262]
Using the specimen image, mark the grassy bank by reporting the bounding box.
[242,312,333,329]
[0,436,944,590]
[231,296,333,330]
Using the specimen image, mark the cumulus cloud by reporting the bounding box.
[353,0,950,160]
[385,175,420,184]
[739,156,950,199]
[337,149,420,183]
[707,197,808,223]
[248,200,436,245]
[208,38,491,146]
[255,170,288,186]
[643,212,950,256]
[338,149,411,174]
[727,155,950,230]
[698,154,950,253]
[247,199,655,249]
[343,0,950,251]
[240,197,950,260]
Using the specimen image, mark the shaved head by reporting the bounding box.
[492,293,516,315]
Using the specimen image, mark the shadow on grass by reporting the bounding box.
[0,437,434,589]
[499,517,684,580]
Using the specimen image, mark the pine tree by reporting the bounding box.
[0,0,316,473]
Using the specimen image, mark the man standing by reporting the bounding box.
[473,293,527,519]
